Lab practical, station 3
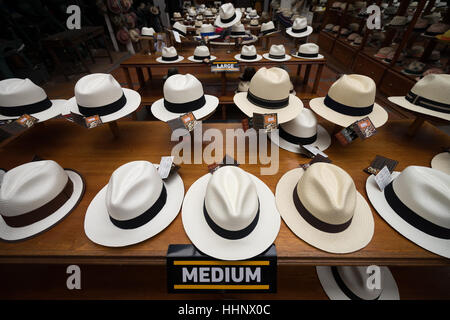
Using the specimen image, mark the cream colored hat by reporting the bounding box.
[215,3,242,28]
[293,43,324,59]
[173,12,182,18]
[234,44,262,62]
[247,9,259,19]
[263,44,291,62]
[431,152,450,175]
[233,67,303,124]
[250,18,259,26]
[188,45,217,62]
[230,22,247,37]
[389,15,408,26]
[388,74,450,121]
[260,21,277,35]
[194,23,220,40]
[156,46,184,64]
[141,27,155,36]
[310,74,388,128]
[286,17,313,38]
[172,21,187,37]
[182,166,281,260]
[366,166,450,258]
[276,162,374,253]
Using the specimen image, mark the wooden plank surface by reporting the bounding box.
[0,119,449,266]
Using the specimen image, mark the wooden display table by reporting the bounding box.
[0,119,449,266]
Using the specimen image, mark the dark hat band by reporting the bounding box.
[162,54,179,61]
[79,92,127,117]
[331,267,381,300]
[324,94,373,116]
[262,27,276,35]
[269,53,286,59]
[231,31,246,36]
[240,54,257,60]
[173,28,186,37]
[292,26,307,33]
[164,95,206,113]
[247,90,289,109]
[220,13,236,24]
[297,52,318,58]
[193,55,211,61]
[405,91,450,114]
[279,126,317,145]
[0,97,52,117]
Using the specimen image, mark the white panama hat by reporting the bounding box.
[276,162,374,253]
[151,73,219,122]
[188,45,217,62]
[286,17,313,38]
[0,78,66,122]
[431,152,450,175]
[233,67,303,124]
[234,44,262,62]
[246,9,259,19]
[214,3,242,28]
[230,22,248,37]
[172,22,187,37]
[249,18,259,26]
[260,21,277,36]
[269,108,331,153]
[0,160,85,242]
[316,266,400,300]
[66,73,141,123]
[263,44,291,62]
[141,27,155,37]
[366,166,450,258]
[84,161,184,247]
[182,165,281,260]
[194,23,220,40]
[156,46,185,64]
[388,74,450,121]
[292,43,324,59]
[310,74,388,128]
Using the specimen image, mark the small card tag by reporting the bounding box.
[364,155,398,175]
[0,114,38,141]
[158,156,175,179]
[173,30,181,43]
[335,125,359,146]
[208,154,239,173]
[299,145,328,159]
[15,114,38,128]
[299,154,332,170]
[353,117,377,140]
[252,113,278,132]
[64,112,103,129]
[167,112,199,133]
[374,166,392,191]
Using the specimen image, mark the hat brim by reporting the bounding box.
[309,97,389,128]
[286,26,313,38]
[0,99,66,122]
[0,169,85,242]
[387,96,450,121]
[151,94,219,122]
[84,169,184,247]
[268,124,331,153]
[316,266,400,300]
[291,53,324,60]
[259,30,280,37]
[366,172,450,258]
[187,55,217,62]
[0,169,4,184]
[194,35,221,40]
[156,55,185,64]
[430,152,450,175]
[234,92,303,124]
[262,53,291,62]
[214,10,242,28]
[234,54,263,62]
[276,168,374,253]
[182,171,281,260]
[67,88,141,124]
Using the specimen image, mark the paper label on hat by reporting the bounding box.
[252,113,278,132]
[364,155,398,175]
[172,30,181,43]
[0,115,38,142]
[167,112,199,135]
[300,145,328,158]
[374,166,393,191]
[158,156,180,180]
[352,117,377,140]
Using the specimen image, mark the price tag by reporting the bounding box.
[252,113,278,132]
[335,117,376,146]
[64,112,103,129]
[299,154,332,170]
[172,30,181,43]
[167,112,199,134]
[158,156,179,180]
[0,114,38,142]
[364,155,398,175]
[374,166,393,191]
[299,145,328,159]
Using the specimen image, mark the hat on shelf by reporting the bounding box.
[347,33,359,42]
[230,22,247,37]
[250,18,259,26]
[388,74,450,121]
[263,44,291,62]
[425,23,449,36]
[173,12,182,19]
[204,9,213,18]
[269,108,331,153]
[352,36,363,46]
[293,43,324,59]
[431,152,450,175]
[0,160,85,242]
[194,24,220,40]
[332,25,340,33]
[211,7,217,14]
[260,21,277,35]
[371,31,386,42]
[233,67,303,123]
[188,45,216,62]
[66,73,141,123]
[316,266,400,300]
[172,21,187,37]
[188,8,196,17]
[84,161,184,247]
[409,1,418,7]
[195,20,203,28]
[286,17,313,38]
[0,78,66,122]
[354,1,367,9]
[247,9,259,19]
[246,7,252,13]
[423,12,442,25]
[214,3,242,28]
[383,51,404,64]
[349,23,359,32]
[141,27,155,37]
[384,6,397,16]
[156,46,184,64]
[388,15,408,26]
[275,162,374,253]
[340,28,351,36]
[324,23,334,31]
[234,45,263,62]
[407,45,424,58]
[332,2,342,9]
[374,47,395,59]
[366,166,450,258]
[413,18,429,32]
[402,61,426,76]
[151,73,219,122]
[181,165,281,260]
[310,74,388,128]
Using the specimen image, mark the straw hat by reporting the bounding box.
[214,3,242,28]
[286,17,313,38]
[234,45,262,62]
[292,43,324,59]
[156,46,185,64]
[188,45,217,62]
[260,21,277,35]
[172,22,187,37]
[230,22,247,37]
[141,27,155,37]
[194,23,220,40]
[263,44,291,62]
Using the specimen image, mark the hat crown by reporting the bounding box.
[205,166,259,231]
[392,166,450,228]
[280,108,317,138]
[162,46,178,57]
[328,74,376,108]
[299,43,319,54]
[232,22,245,31]
[249,67,291,100]
[337,266,383,299]
[0,78,47,107]
[220,3,236,19]
[173,22,186,33]
[269,44,285,55]
[194,45,210,57]
[261,21,275,31]
[293,17,307,29]
[0,160,68,216]
[297,163,357,225]
[106,161,163,221]
[200,24,214,33]
[164,74,204,104]
[241,44,257,56]
[141,27,154,36]
[411,74,450,105]
[75,73,123,108]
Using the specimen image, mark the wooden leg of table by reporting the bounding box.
[85,42,96,64]
[108,121,120,138]
[146,67,152,80]
[48,47,69,81]
[303,65,312,86]
[136,67,145,89]
[122,67,133,90]
[221,104,226,120]
[296,65,302,84]
[407,116,425,136]
[312,64,324,94]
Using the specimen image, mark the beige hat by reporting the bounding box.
[276,163,374,253]
[260,21,277,35]
[233,67,303,124]
[310,74,388,128]
[388,74,450,121]
[286,17,313,38]
[230,22,247,37]
[263,44,291,62]
[234,45,262,62]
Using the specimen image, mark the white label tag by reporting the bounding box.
[374,166,392,191]
[158,156,174,179]
[173,30,181,43]
[302,145,328,158]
